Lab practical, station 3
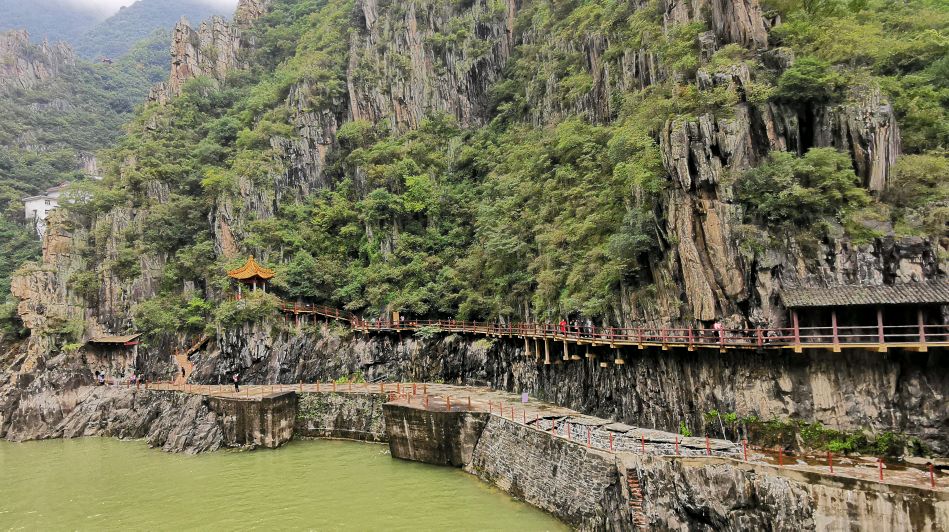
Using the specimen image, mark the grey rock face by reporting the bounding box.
[195,322,949,455]
[57,388,224,453]
[0,30,74,89]
[348,0,519,131]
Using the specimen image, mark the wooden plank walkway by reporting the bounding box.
[277,302,949,354]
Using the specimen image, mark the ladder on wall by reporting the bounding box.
[626,468,649,529]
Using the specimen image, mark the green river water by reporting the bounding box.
[0,438,566,531]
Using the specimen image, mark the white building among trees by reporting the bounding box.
[23,183,67,236]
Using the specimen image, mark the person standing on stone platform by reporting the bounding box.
[232,372,240,393]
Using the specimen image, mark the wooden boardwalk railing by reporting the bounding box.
[277,302,948,353]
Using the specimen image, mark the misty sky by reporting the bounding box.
[60,0,238,16]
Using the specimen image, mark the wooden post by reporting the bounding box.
[792,310,801,352]
[544,338,551,365]
[562,340,569,361]
[918,308,927,349]
[877,307,885,345]
[831,309,840,352]
[524,337,531,358]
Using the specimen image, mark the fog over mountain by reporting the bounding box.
[0,0,238,47]
[60,0,236,14]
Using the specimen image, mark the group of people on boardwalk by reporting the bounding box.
[93,370,145,387]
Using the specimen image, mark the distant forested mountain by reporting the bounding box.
[76,0,231,59]
[0,0,233,59]
[0,29,169,307]
[0,0,105,43]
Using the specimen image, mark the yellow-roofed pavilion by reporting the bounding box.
[227,256,274,295]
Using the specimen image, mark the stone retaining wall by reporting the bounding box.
[208,392,296,448]
[295,392,387,442]
[383,403,489,466]
[467,416,629,530]
[624,454,949,531]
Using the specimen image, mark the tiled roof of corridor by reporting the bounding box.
[781,280,949,308]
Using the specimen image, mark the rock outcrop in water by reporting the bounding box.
[57,388,224,453]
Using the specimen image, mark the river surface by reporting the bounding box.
[0,438,566,531]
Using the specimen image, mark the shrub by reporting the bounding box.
[214,291,280,328]
[737,148,869,228]
[67,270,100,301]
[774,57,844,104]
[679,421,693,437]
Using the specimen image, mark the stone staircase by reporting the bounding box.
[173,336,209,385]
[626,469,649,529]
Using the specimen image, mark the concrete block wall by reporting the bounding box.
[466,416,630,530]
[295,392,388,442]
[383,404,489,466]
[208,392,296,448]
[624,454,949,531]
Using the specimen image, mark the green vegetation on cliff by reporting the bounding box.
[50,0,949,336]
[0,29,170,303]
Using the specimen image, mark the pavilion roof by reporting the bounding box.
[227,256,275,281]
[89,333,142,344]
[781,280,949,308]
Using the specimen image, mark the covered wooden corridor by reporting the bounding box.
[277,281,949,357]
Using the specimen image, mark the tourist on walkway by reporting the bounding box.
[232,373,240,393]
[559,319,567,334]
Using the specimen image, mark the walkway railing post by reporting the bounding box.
[831,309,839,351]
[918,308,927,347]
[792,310,801,350]
[877,307,885,345]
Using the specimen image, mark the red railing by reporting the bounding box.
[276,300,948,350]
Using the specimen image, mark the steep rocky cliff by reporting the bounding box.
[199,321,948,455]
[28,0,941,342]
[0,30,74,89]
[3,0,947,465]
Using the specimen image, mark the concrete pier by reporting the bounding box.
[208,391,297,449]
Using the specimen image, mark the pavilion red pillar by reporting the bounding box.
[831,309,839,351]
[876,307,885,345]
[792,310,801,350]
